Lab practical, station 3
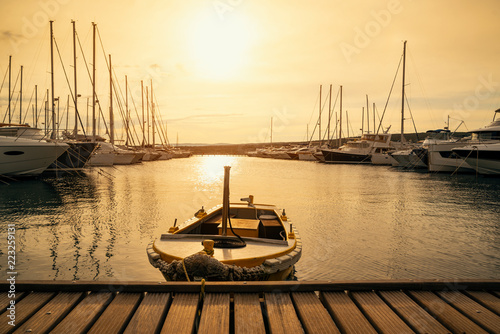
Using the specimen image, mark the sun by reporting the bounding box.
[187,10,254,80]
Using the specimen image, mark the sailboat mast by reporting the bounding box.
[338,85,342,147]
[401,40,407,143]
[270,117,273,146]
[125,75,129,146]
[328,84,332,144]
[92,22,96,143]
[366,95,370,134]
[151,79,155,148]
[141,80,145,148]
[72,20,78,136]
[109,54,114,145]
[19,65,23,124]
[319,85,322,145]
[50,21,56,139]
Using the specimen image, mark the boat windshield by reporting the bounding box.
[471,130,500,141]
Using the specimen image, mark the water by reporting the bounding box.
[1,156,499,282]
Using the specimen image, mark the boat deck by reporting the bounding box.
[1,280,499,333]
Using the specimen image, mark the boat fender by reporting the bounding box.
[195,206,207,218]
[280,209,288,221]
[201,239,215,256]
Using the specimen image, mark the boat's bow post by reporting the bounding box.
[280,209,288,221]
[221,166,231,236]
[168,218,178,233]
[288,223,295,239]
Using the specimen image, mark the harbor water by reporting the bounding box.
[1,155,499,282]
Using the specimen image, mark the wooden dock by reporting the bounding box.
[1,279,499,333]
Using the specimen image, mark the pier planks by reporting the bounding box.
[1,279,499,334]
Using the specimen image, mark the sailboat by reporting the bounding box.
[147,166,302,281]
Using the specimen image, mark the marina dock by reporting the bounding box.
[1,279,499,333]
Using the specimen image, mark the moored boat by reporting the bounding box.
[0,136,69,176]
[147,166,301,281]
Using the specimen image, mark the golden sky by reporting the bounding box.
[1,0,499,144]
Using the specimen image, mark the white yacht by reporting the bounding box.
[424,129,474,173]
[321,133,395,164]
[452,110,500,175]
[0,136,69,176]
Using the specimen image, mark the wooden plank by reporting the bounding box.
[409,291,488,334]
[0,292,24,314]
[198,293,230,334]
[12,292,82,334]
[438,290,500,333]
[88,292,142,334]
[351,291,413,334]
[51,292,113,334]
[321,291,377,334]
[160,293,199,334]
[234,293,266,334]
[7,279,500,293]
[124,292,170,334]
[0,292,54,334]
[291,292,340,333]
[264,292,303,334]
[466,290,500,314]
[379,290,450,334]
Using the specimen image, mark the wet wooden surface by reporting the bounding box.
[1,280,499,334]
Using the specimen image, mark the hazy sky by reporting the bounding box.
[1,0,499,144]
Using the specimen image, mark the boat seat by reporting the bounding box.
[259,216,284,240]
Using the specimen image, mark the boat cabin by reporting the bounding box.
[176,204,288,241]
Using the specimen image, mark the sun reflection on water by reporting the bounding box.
[196,155,238,185]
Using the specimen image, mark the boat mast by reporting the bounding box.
[8,55,11,124]
[50,21,56,139]
[146,86,149,147]
[151,79,155,149]
[221,166,231,236]
[338,85,342,147]
[400,40,407,144]
[319,84,322,145]
[125,75,129,146]
[141,80,145,148]
[366,95,370,134]
[71,20,78,136]
[327,84,332,144]
[92,22,96,143]
[109,54,114,145]
[19,65,23,124]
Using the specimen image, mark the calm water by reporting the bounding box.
[1,156,499,282]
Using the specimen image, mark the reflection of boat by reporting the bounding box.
[0,136,68,176]
[148,166,301,281]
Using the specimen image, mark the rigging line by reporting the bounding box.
[76,29,109,138]
[22,87,36,124]
[404,92,419,141]
[152,92,170,146]
[126,82,143,146]
[0,64,8,96]
[54,34,87,137]
[324,88,340,143]
[306,90,322,144]
[53,36,86,136]
[3,69,21,123]
[377,51,403,135]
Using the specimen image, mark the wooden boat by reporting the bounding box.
[147,166,302,281]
